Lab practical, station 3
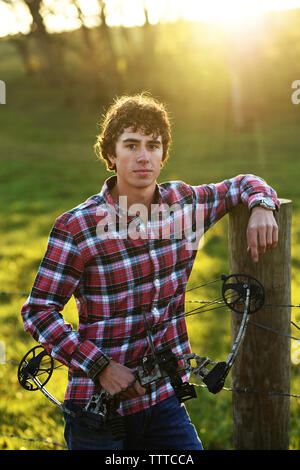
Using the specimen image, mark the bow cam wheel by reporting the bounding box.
[221,274,265,314]
[18,345,54,391]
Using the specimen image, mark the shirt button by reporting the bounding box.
[154,279,159,288]
[152,307,160,317]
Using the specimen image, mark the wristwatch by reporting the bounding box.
[251,197,276,211]
[87,353,111,383]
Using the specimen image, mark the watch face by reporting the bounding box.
[252,198,275,211]
[260,198,275,210]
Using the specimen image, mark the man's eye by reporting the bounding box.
[127,144,136,149]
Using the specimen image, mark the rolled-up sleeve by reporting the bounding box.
[21,217,105,376]
[191,174,280,232]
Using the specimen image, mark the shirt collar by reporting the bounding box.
[99,175,163,217]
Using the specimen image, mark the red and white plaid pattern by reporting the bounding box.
[21,174,279,415]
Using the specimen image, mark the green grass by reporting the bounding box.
[1,55,300,450]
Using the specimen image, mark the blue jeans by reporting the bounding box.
[63,395,203,450]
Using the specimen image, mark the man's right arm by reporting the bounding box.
[21,216,107,378]
[21,215,146,398]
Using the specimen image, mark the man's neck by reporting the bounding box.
[110,181,157,214]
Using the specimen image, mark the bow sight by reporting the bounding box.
[17,273,265,438]
[137,347,197,401]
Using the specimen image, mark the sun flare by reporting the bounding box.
[181,0,300,28]
[1,0,300,37]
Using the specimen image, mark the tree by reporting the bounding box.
[1,0,65,85]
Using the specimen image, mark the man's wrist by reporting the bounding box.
[87,353,111,382]
[250,197,276,212]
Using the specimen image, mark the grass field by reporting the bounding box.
[1,42,300,449]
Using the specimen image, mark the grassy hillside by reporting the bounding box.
[0,16,300,449]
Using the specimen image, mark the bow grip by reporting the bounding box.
[202,361,228,394]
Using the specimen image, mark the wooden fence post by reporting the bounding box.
[228,199,292,450]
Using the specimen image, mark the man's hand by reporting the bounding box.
[97,360,146,400]
[246,207,278,263]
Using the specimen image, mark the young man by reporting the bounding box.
[21,93,279,450]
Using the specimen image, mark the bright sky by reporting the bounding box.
[1,0,300,37]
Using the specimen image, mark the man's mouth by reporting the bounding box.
[133,169,153,174]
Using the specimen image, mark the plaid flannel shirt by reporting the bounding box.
[21,174,280,415]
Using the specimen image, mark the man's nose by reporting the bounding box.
[136,147,150,162]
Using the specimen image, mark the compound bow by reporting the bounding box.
[17,273,265,440]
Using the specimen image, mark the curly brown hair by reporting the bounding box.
[94,93,172,171]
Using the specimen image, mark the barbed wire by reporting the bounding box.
[0,374,298,451]
[2,290,300,339]
[1,360,299,450]
[1,353,300,403]
[2,356,299,398]
[192,382,300,399]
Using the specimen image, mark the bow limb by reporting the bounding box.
[225,286,251,370]
[25,370,65,409]
[201,285,251,393]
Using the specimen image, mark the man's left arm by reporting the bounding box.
[191,174,280,262]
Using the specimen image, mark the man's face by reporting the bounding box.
[108,127,163,194]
